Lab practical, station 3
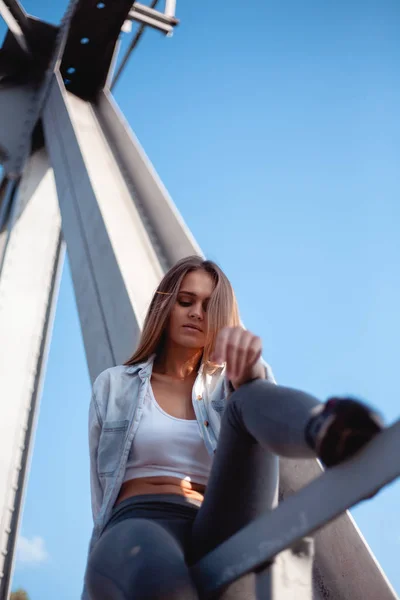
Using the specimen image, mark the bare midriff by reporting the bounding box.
[115,476,206,506]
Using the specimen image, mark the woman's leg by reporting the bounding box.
[190,378,381,595]
[86,517,199,600]
[189,379,321,597]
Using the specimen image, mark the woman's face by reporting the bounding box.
[167,269,214,350]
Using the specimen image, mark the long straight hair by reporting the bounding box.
[125,255,240,370]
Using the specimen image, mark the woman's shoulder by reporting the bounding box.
[94,364,129,385]
[92,363,144,396]
[91,364,146,421]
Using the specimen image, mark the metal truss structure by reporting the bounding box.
[0,1,399,599]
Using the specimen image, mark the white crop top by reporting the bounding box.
[123,385,213,486]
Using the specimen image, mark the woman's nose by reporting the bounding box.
[188,304,203,320]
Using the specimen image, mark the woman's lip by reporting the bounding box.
[183,325,202,333]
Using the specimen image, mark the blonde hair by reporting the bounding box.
[125,255,240,370]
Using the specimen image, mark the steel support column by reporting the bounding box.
[279,459,399,600]
[0,84,38,173]
[42,70,203,381]
[0,148,63,599]
[192,419,400,598]
[43,72,167,380]
[0,0,30,55]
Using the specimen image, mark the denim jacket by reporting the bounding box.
[83,354,275,598]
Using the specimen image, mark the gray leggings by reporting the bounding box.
[85,379,320,599]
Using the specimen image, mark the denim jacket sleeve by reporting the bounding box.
[261,356,276,384]
[88,384,104,523]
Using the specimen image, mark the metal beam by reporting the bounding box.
[0,176,19,273]
[191,419,400,597]
[129,2,178,26]
[95,89,202,267]
[279,454,399,600]
[59,0,134,99]
[0,0,69,177]
[0,175,13,231]
[43,71,168,380]
[257,538,315,600]
[42,69,201,378]
[0,0,29,31]
[128,10,174,34]
[0,83,39,175]
[0,12,58,85]
[164,0,176,18]
[0,0,30,55]
[0,149,63,600]
[128,2,178,33]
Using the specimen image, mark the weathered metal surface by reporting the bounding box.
[191,421,400,598]
[59,0,133,99]
[0,149,63,599]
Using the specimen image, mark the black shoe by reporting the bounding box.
[305,397,384,467]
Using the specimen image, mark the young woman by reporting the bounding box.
[83,255,383,600]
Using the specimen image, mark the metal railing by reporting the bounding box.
[191,420,400,598]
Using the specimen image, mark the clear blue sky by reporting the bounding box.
[3,0,399,597]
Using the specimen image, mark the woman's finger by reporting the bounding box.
[248,335,262,368]
[226,327,243,380]
[235,331,253,380]
[212,327,230,364]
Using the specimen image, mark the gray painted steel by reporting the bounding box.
[0,177,19,274]
[0,84,38,173]
[261,538,314,600]
[280,459,399,600]
[0,0,30,54]
[96,90,203,269]
[0,149,63,599]
[192,420,400,597]
[43,72,164,380]
[128,3,178,34]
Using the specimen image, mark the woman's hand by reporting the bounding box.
[212,327,265,388]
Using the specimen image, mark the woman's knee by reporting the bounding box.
[224,378,275,427]
[85,519,197,600]
[230,378,320,417]
[231,378,277,405]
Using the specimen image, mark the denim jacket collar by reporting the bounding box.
[126,353,208,381]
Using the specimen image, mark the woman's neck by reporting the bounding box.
[154,343,202,380]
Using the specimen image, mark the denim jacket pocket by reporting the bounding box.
[97,420,129,476]
[211,398,226,414]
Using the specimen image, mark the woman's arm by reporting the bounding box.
[213,326,272,390]
[88,388,103,522]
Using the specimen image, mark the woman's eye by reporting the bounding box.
[178,300,192,307]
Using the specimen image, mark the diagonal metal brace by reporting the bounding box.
[191,419,400,597]
[0,0,31,55]
[128,2,179,34]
